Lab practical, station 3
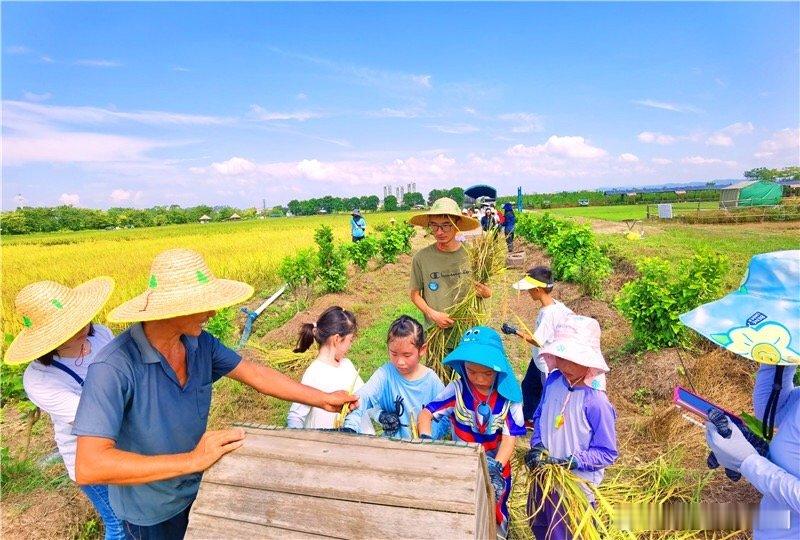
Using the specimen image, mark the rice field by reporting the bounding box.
[1,212,413,341]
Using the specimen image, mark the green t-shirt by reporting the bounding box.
[409,243,471,325]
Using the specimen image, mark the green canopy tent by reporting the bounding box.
[719,180,783,209]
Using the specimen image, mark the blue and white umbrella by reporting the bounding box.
[680,250,800,366]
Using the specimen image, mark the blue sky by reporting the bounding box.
[3,2,798,209]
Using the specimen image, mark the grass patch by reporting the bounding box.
[0,446,71,495]
[537,202,718,222]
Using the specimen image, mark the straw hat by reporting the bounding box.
[409,197,480,231]
[107,248,254,323]
[4,277,114,365]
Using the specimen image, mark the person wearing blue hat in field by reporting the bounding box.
[418,326,525,538]
[502,202,516,251]
[350,209,366,242]
[682,250,800,540]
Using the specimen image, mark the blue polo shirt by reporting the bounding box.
[72,322,241,526]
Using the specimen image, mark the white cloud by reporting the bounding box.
[411,75,432,88]
[706,133,733,147]
[619,153,640,162]
[681,156,737,166]
[507,135,607,159]
[707,122,754,146]
[172,66,190,72]
[59,193,80,206]
[633,99,703,114]
[464,107,477,115]
[249,104,321,122]
[3,131,170,166]
[758,128,799,153]
[638,131,677,145]
[368,107,421,119]
[714,78,727,88]
[296,93,308,101]
[74,59,121,68]
[652,158,672,165]
[211,157,257,176]
[7,45,32,55]
[110,189,132,203]
[23,92,52,102]
[498,112,544,133]
[40,55,54,63]
[426,123,479,134]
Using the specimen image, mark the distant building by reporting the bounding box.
[199,214,211,224]
[720,181,782,209]
[228,213,241,221]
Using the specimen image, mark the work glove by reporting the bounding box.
[419,434,432,440]
[486,456,506,502]
[524,444,548,470]
[378,395,407,436]
[544,455,579,470]
[705,410,758,474]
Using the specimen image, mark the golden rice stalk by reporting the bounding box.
[245,343,315,372]
[427,229,507,380]
[333,373,359,429]
[409,411,419,439]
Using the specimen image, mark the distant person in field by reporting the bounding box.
[502,202,516,251]
[350,208,366,242]
[72,248,357,538]
[524,315,618,540]
[5,278,125,540]
[408,197,491,330]
[287,306,374,433]
[481,207,495,231]
[342,315,449,439]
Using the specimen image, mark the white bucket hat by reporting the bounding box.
[539,314,609,388]
[107,248,254,323]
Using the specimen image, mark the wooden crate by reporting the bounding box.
[186,424,497,539]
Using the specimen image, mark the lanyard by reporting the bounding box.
[50,360,84,386]
[554,376,582,429]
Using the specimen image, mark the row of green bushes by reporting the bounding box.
[515,213,613,297]
[278,223,415,293]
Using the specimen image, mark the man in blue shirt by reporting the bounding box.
[350,209,366,242]
[73,248,356,538]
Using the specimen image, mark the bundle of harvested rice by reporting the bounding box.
[426,229,507,380]
[333,373,359,429]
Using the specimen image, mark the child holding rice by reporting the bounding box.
[524,314,618,540]
[342,315,449,439]
[287,306,374,434]
[418,326,526,538]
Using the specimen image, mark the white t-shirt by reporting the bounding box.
[287,357,375,434]
[22,324,114,480]
[531,300,574,375]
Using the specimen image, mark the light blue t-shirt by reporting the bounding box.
[745,365,800,539]
[73,323,241,526]
[351,216,366,238]
[344,363,449,439]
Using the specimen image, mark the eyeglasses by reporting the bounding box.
[428,222,454,232]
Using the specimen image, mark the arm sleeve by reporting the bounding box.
[424,382,457,421]
[753,365,797,421]
[210,334,243,381]
[740,454,800,515]
[72,363,130,440]
[343,368,387,433]
[572,392,618,471]
[286,365,318,429]
[531,372,559,447]
[533,310,557,349]
[23,372,81,426]
[503,402,527,437]
[409,254,423,292]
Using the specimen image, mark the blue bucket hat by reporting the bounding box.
[503,202,513,211]
[443,326,523,402]
[679,250,800,366]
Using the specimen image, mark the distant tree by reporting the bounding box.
[427,189,449,205]
[447,187,465,207]
[269,205,286,217]
[383,195,399,212]
[744,167,779,182]
[402,192,425,209]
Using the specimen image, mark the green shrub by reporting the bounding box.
[0,446,48,494]
[314,225,348,293]
[0,362,27,405]
[205,308,237,346]
[347,236,378,270]
[378,224,414,264]
[278,247,318,289]
[616,253,729,350]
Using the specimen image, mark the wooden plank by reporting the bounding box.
[232,432,479,479]
[192,482,476,539]
[203,451,476,514]
[474,453,497,540]
[237,425,481,457]
[186,511,329,539]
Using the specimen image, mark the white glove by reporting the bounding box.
[705,417,758,473]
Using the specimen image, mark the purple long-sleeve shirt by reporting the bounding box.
[532,371,618,487]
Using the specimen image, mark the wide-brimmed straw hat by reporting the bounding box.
[4,277,114,365]
[107,248,254,323]
[409,197,480,231]
[539,314,609,386]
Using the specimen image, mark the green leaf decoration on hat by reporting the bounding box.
[149,275,158,289]
[51,298,64,309]
[711,332,733,347]
[196,271,210,284]
[22,315,32,328]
